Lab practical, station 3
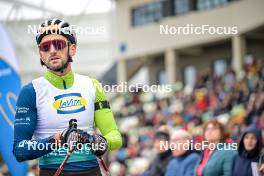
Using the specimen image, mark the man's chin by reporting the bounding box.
[47,65,63,71]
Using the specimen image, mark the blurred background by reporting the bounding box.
[0,0,264,175]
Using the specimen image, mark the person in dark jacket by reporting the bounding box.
[232,125,264,176]
[143,127,173,176]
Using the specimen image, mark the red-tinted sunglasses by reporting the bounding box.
[38,39,68,52]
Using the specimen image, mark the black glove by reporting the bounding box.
[89,134,108,157]
[61,128,77,144]
[78,132,108,157]
[60,119,82,150]
[61,128,98,150]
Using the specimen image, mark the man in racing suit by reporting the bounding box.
[13,18,122,176]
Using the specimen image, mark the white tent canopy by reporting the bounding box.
[0,0,115,84]
[0,0,113,21]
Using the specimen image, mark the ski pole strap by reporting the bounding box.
[94,101,110,111]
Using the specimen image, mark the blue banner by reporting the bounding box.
[0,24,28,175]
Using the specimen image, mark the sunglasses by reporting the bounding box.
[38,39,68,52]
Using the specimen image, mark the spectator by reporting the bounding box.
[232,125,264,176]
[165,129,200,176]
[143,128,172,176]
[195,119,236,176]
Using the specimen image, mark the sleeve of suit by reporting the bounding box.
[92,79,122,150]
[13,83,54,162]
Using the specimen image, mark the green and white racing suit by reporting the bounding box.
[13,70,122,171]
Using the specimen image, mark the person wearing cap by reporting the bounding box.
[12,19,122,176]
[165,129,200,176]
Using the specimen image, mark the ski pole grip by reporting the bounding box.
[69,119,77,129]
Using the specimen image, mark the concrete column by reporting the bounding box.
[232,35,246,78]
[117,58,127,84]
[165,48,178,84]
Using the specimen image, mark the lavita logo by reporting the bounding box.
[53,93,87,114]
[59,99,82,109]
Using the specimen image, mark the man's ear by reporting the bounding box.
[69,44,77,57]
[39,50,44,63]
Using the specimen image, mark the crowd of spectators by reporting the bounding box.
[108,59,264,176]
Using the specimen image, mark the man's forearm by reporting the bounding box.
[104,129,122,150]
[13,136,55,162]
[95,109,122,150]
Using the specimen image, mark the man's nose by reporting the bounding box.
[49,44,57,53]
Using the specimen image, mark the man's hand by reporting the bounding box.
[60,128,86,150]
[60,128,77,144]
[56,127,108,156]
[51,132,62,146]
[75,131,108,157]
[87,134,108,157]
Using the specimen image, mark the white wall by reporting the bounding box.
[113,0,264,60]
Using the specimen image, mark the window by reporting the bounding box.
[197,0,228,11]
[174,0,192,15]
[132,2,162,26]
[213,0,229,6]
[131,0,233,27]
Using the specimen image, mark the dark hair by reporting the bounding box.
[154,131,170,141]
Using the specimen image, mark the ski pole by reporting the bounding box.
[54,119,77,176]
[98,156,111,176]
[54,148,74,176]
